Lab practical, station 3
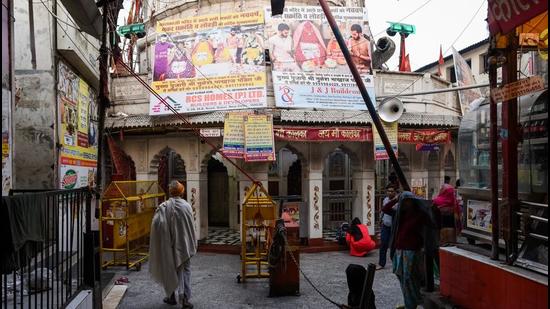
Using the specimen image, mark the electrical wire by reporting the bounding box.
[443,0,487,57]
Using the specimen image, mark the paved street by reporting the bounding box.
[115,250,404,309]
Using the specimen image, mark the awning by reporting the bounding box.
[104,110,461,129]
[487,1,548,35]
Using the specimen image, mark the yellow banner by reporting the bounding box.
[152,72,265,93]
[157,10,264,33]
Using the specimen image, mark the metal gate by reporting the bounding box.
[322,190,357,230]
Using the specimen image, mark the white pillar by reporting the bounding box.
[353,170,376,235]
[307,170,323,240]
[186,172,208,240]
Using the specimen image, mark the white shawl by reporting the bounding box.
[149,197,197,296]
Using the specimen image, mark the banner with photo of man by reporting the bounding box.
[151,11,268,115]
[452,47,482,115]
[265,6,375,110]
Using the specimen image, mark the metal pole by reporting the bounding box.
[501,33,518,265]
[317,0,410,191]
[488,53,499,261]
[96,2,110,195]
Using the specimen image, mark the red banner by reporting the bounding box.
[487,0,548,35]
[397,129,451,144]
[274,126,451,144]
[274,127,369,142]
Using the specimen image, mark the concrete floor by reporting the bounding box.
[114,250,405,309]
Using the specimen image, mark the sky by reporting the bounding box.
[117,0,490,72]
[366,0,489,71]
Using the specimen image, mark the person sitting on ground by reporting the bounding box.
[345,217,376,257]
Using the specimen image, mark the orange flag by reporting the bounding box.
[437,45,444,76]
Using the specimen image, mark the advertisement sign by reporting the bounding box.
[373,121,398,161]
[2,89,11,195]
[398,129,451,144]
[452,47,482,115]
[466,199,492,233]
[274,126,369,142]
[150,11,267,115]
[222,112,249,158]
[491,76,545,102]
[57,61,98,189]
[282,202,300,228]
[488,0,548,35]
[244,114,275,162]
[411,179,427,199]
[265,6,375,110]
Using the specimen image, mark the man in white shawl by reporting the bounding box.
[149,180,197,308]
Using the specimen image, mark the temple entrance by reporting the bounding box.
[323,148,355,231]
[208,157,229,227]
[152,147,186,198]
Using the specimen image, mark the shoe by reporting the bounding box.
[182,297,193,309]
[376,265,384,270]
[163,293,177,305]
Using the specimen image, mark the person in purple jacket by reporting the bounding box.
[154,33,174,81]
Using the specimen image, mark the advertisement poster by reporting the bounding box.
[57,61,98,189]
[373,121,398,161]
[466,199,492,233]
[282,202,300,227]
[150,10,268,115]
[265,6,375,110]
[244,114,275,162]
[222,112,249,158]
[2,89,12,195]
[411,179,427,199]
[452,47,482,115]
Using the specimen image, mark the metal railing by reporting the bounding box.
[513,200,548,275]
[2,188,95,308]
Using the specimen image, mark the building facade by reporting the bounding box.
[106,0,462,242]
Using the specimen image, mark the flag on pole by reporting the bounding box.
[271,0,286,16]
[399,35,411,72]
[437,45,444,76]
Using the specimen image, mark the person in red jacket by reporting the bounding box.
[345,217,376,257]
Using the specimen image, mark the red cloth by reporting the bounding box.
[433,187,458,213]
[345,224,376,257]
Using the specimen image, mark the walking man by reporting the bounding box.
[149,180,197,308]
[377,184,399,270]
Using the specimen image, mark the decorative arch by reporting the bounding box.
[322,144,361,173]
[444,150,455,170]
[397,149,410,170]
[149,146,186,196]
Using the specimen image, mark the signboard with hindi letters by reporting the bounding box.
[491,76,545,102]
[244,114,275,162]
[274,127,369,142]
[222,112,249,158]
[265,6,375,110]
[150,10,267,115]
[373,121,398,161]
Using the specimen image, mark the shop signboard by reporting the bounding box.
[265,6,375,110]
[57,61,98,189]
[150,10,267,115]
[244,114,275,162]
[491,76,545,102]
[373,121,398,161]
[466,199,492,233]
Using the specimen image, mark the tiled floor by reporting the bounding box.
[201,227,339,245]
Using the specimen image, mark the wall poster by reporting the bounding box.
[244,114,275,162]
[373,121,398,161]
[150,10,268,114]
[57,61,98,189]
[466,199,492,233]
[265,6,375,110]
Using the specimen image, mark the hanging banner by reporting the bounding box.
[222,112,248,158]
[150,10,267,115]
[274,126,369,142]
[398,129,451,144]
[415,144,441,152]
[491,76,545,102]
[452,47,482,115]
[57,61,98,189]
[373,121,398,161]
[265,6,375,110]
[244,114,275,162]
